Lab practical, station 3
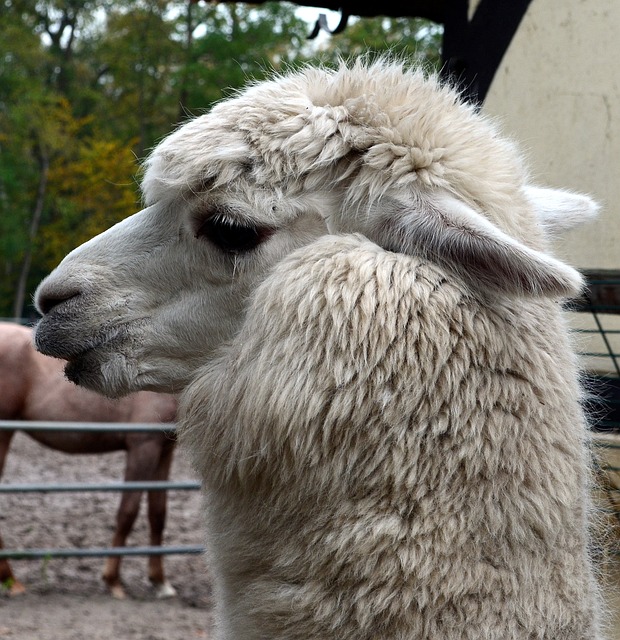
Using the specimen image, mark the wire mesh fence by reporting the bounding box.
[572,271,620,540]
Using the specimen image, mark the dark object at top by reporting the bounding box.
[573,270,620,316]
[286,1,444,22]
[208,0,534,105]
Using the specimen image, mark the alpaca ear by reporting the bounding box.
[366,191,584,298]
[524,186,600,234]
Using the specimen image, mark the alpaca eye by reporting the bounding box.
[195,217,272,254]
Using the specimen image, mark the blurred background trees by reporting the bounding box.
[0,0,441,319]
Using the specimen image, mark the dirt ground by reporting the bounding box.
[4,433,620,639]
[0,432,213,639]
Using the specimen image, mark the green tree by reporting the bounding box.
[41,136,139,270]
[88,0,181,157]
[315,15,443,70]
[0,0,132,318]
[0,8,61,318]
[0,0,314,318]
[174,1,312,118]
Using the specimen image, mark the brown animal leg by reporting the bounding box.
[102,488,144,599]
[0,533,25,596]
[147,442,176,598]
[103,437,173,598]
[0,430,25,596]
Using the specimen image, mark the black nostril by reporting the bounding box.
[36,290,81,316]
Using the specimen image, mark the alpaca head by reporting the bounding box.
[34,58,597,398]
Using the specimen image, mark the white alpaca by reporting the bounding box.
[34,59,603,639]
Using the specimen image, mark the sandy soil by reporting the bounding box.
[0,432,213,639]
[4,431,620,639]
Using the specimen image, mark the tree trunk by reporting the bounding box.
[13,146,49,321]
[177,0,195,123]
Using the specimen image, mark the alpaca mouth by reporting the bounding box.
[34,316,131,362]
[34,315,144,397]
[64,342,105,366]
[61,333,137,396]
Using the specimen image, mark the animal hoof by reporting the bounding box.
[109,583,127,600]
[154,580,177,599]
[8,580,26,596]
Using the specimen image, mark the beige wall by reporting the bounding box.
[483,0,619,270]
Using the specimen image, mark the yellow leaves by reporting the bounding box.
[40,136,140,270]
[22,96,93,155]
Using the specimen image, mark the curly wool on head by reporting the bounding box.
[141,58,594,302]
[143,59,525,236]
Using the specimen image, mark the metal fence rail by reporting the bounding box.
[0,419,205,561]
[572,272,620,435]
[0,546,205,560]
[0,480,201,493]
[572,270,620,378]
[0,420,176,432]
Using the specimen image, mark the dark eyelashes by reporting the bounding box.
[194,215,274,254]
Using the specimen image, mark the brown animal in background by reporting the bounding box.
[0,322,178,599]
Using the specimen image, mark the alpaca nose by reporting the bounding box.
[35,281,82,316]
